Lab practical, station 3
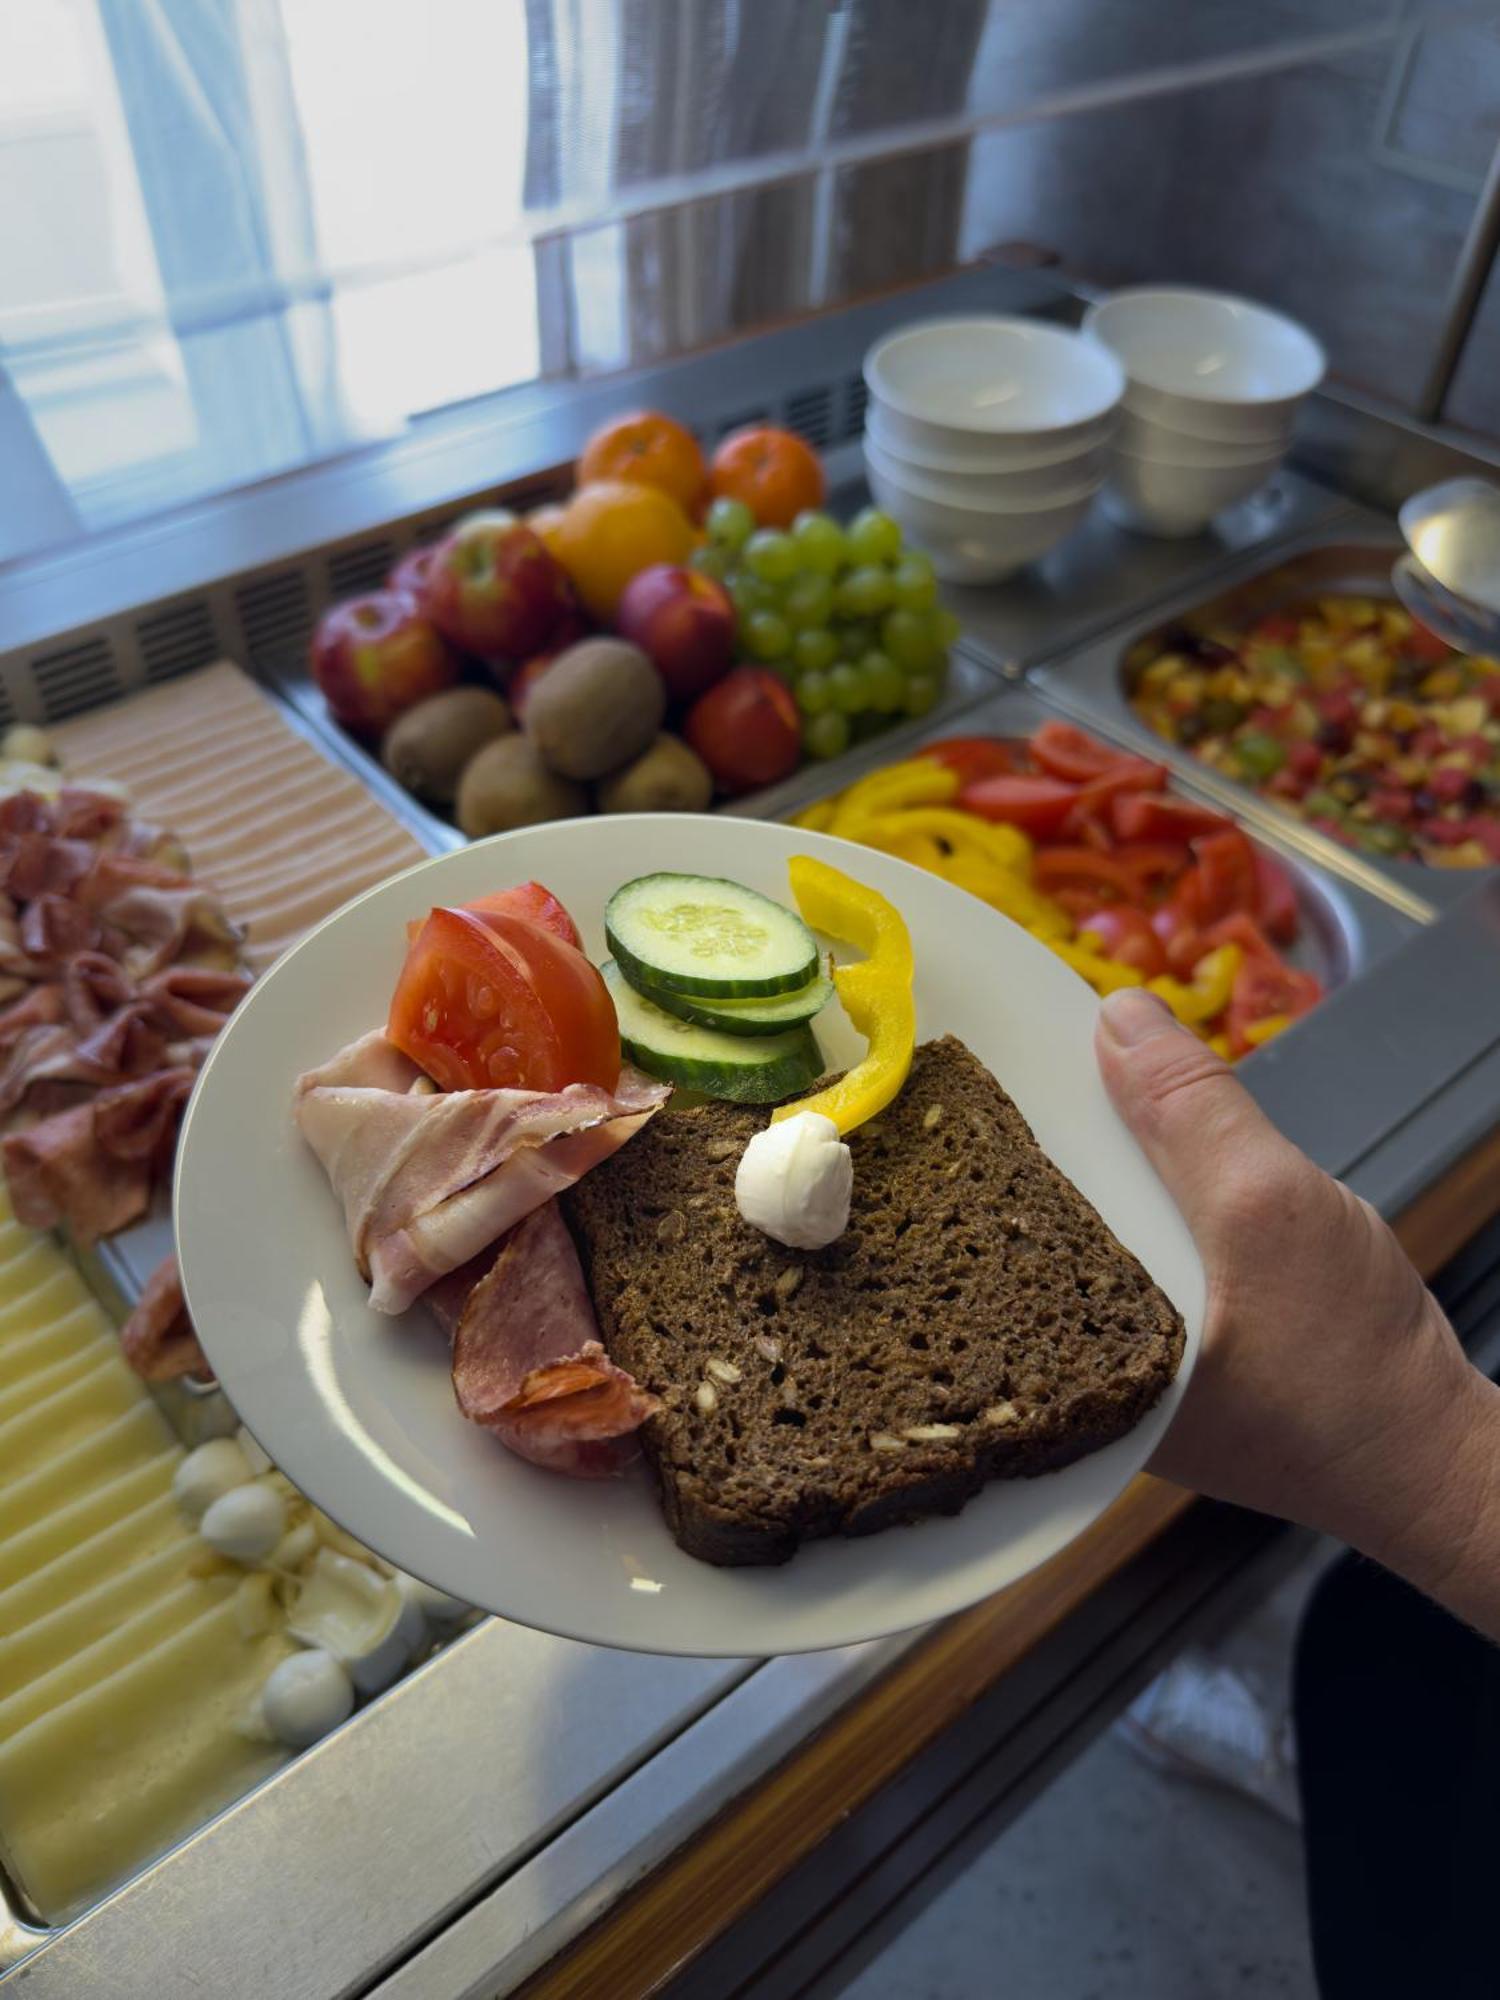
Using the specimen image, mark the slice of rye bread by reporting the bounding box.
[563,1035,1185,1566]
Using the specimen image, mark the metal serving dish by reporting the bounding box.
[267,643,1002,854]
[755,676,1420,1005]
[1029,533,1475,919]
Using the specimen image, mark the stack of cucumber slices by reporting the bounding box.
[603,873,832,1104]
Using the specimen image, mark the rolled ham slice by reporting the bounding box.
[444,1202,659,1478]
[294,1031,670,1313]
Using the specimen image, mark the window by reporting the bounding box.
[0,0,542,558]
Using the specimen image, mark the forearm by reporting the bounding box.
[1340,1359,1500,1645]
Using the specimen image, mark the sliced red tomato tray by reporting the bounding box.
[920,721,1324,1056]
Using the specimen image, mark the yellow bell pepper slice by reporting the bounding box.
[1241,1012,1291,1048]
[1207,1033,1233,1060]
[791,799,837,833]
[1049,937,1146,994]
[827,761,958,841]
[772,855,914,1134]
[1146,944,1242,1025]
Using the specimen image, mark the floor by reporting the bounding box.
[840,1550,1334,2000]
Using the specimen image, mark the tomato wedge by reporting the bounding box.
[1030,720,1137,785]
[960,773,1080,837]
[1227,956,1321,1057]
[1076,906,1167,977]
[389,907,619,1093]
[918,736,1017,784]
[1031,848,1148,903]
[405,882,583,950]
[1111,793,1233,844]
[463,882,582,948]
[1150,903,1209,977]
[1202,913,1281,963]
[1250,851,1298,945]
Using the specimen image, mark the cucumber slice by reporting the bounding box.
[629,960,834,1038]
[606,873,818,999]
[603,962,824,1104]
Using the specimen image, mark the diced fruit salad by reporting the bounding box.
[795,722,1323,1060]
[1128,596,1500,867]
[308,407,957,837]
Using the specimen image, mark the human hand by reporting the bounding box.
[1096,987,1500,1635]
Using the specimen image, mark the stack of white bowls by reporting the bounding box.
[861,316,1125,583]
[1082,288,1325,537]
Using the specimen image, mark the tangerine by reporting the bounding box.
[578,410,707,519]
[709,425,826,528]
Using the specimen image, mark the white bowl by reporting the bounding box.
[1084,287,1323,441]
[864,397,1118,473]
[1102,440,1283,538]
[863,430,1108,510]
[1115,405,1294,468]
[864,315,1125,456]
[865,454,1099,582]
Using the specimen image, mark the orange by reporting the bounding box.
[549,480,698,622]
[578,411,707,520]
[710,425,825,528]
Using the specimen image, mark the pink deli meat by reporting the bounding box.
[439,1202,659,1477]
[293,1030,670,1312]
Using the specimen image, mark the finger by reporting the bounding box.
[1095,988,1291,1239]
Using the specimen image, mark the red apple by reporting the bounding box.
[684,667,800,794]
[420,511,573,663]
[310,591,458,738]
[389,544,439,600]
[615,563,733,703]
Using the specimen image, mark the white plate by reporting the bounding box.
[176,814,1202,1657]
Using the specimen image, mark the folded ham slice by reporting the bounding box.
[294,1031,670,1313]
[442,1202,659,1477]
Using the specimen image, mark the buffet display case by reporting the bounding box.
[4,266,1500,2000]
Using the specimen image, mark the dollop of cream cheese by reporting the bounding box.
[735,1110,852,1250]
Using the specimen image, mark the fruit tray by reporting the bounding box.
[1031,535,1490,915]
[270,639,1003,855]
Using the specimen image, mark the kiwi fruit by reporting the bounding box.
[595,734,712,814]
[382,688,512,803]
[523,638,665,781]
[455,734,586,838]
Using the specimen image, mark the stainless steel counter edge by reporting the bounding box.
[364,1634,916,2000]
[0,1622,756,1997]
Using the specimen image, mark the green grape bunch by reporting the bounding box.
[697,503,953,756]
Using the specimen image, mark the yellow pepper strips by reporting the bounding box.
[860,807,1032,872]
[1207,1033,1233,1060]
[940,852,1071,935]
[829,770,959,845]
[791,799,837,833]
[1241,1012,1291,1048]
[1050,937,1146,994]
[772,854,914,1134]
[1146,944,1242,1026]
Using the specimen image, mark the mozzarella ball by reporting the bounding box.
[172,1438,254,1523]
[261,1650,354,1749]
[200,1482,288,1562]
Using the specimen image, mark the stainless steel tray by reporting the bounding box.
[1029,524,1473,922]
[750,678,1420,995]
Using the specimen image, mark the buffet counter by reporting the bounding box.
[4,271,1500,2000]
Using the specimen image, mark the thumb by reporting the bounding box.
[1095,987,1287,1239]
